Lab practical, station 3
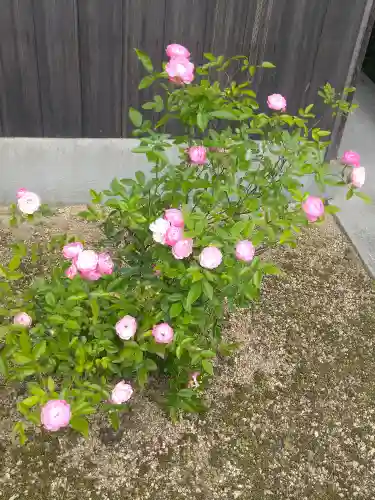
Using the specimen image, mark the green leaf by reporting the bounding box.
[202,359,214,375]
[261,61,276,68]
[154,95,164,112]
[33,341,46,360]
[186,282,202,310]
[324,204,340,214]
[70,416,89,438]
[20,330,31,354]
[0,325,8,340]
[253,270,262,288]
[0,353,8,376]
[202,280,214,300]
[144,358,158,371]
[135,49,153,73]
[47,376,55,392]
[109,411,120,431]
[8,255,21,271]
[22,396,39,407]
[210,110,237,120]
[355,191,372,204]
[137,366,148,387]
[261,263,281,275]
[45,292,56,306]
[90,299,99,323]
[135,171,146,185]
[169,302,183,318]
[7,271,23,280]
[139,74,156,89]
[197,112,208,131]
[129,107,143,128]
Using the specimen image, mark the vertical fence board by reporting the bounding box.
[164,0,208,65]
[253,0,329,115]
[0,0,42,136]
[33,0,81,137]
[308,0,369,124]
[123,0,166,136]
[78,0,123,137]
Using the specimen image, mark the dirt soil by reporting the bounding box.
[0,210,375,500]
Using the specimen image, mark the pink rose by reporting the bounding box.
[199,246,223,269]
[152,322,174,344]
[16,188,28,199]
[166,57,194,85]
[267,94,287,111]
[41,400,71,432]
[188,371,200,389]
[17,191,41,215]
[63,242,83,260]
[97,252,114,275]
[13,312,32,327]
[111,381,133,404]
[188,145,207,165]
[351,166,365,188]
[342,150,360,167]
[172,238,193,260]
[65,263,78,279]
[235,240,255,262]
[149,217,171,244]
[76,250,99,272]
[164,226,183,246]
[166,43,190,59]
[302,195,324,222]
[164,208,184,228]
[80,269,102,281]
[115,315,137,340]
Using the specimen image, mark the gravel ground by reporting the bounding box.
[0,211,375,500]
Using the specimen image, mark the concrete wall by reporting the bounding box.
[0,138,179,204]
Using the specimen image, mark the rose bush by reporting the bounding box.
[0,46,367,443]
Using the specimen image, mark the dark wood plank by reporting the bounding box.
[0,0,42,136]
[78,0,123,137]
[204,0,256,57]
[33,0,81,137]
[123,0,166,136]
[254,0,329,115]
[164,0,208,65]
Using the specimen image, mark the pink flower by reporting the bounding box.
[111,381,133,404]
[342,150,360,167]
[267,94,287,111]
[97,252,114,275]
[63,242,83,260]
[16,188,28,199]
[302,195,324,222]
[17,191,41,215]
[235,240,255,262]
[76,250,99,272]
[164,226,183,246]
[164,208,184,228]
[152,323,174,344]
[41,400,71,432]
[166,43,190,59]
[172,238,193,259]
[149,217,170,244]
[188,372,200,389]
[188,145,207,165]
[166,57,194,85]
[80,269,102,281]
[65,263,78,279]
[351,166,365,188]
[199,246,223,269]
[13,312,32,327]
[115,315,137,340]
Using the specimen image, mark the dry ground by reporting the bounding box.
[0,210,374,500]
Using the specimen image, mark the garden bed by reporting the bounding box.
[0,209,374,500]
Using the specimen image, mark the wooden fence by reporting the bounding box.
[0,0,373,147]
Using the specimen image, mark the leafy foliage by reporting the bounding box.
[0,49,358,442]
